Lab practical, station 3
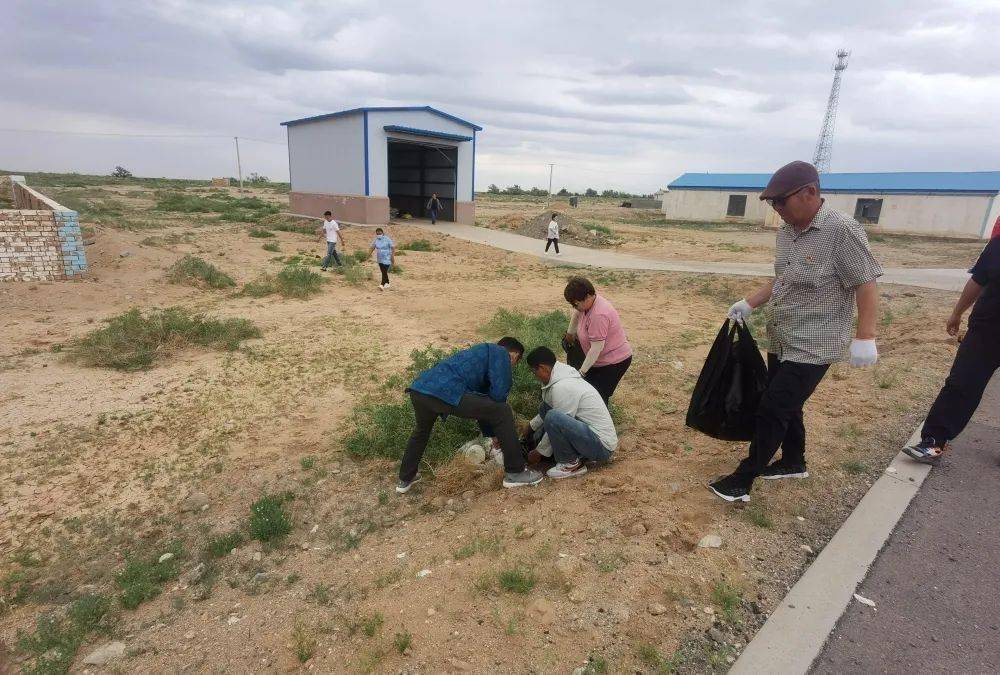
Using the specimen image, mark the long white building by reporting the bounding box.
[662,171,1000,239]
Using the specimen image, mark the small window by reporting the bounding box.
[854,198,883,224]
[726,194,747,217]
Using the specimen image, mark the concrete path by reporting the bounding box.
[409,221,970,292]
[810,374,1000,674]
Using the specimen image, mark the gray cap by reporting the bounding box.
[759,161,820,200]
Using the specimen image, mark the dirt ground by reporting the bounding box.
[0,180,966,673]
[475,195,987,269]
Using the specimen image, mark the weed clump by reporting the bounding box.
[498,566,536,594]
[249,493,293,542]
[71,307,260,371]
[399,239,436,252]
[248,227,275,238]
[262,241,281,252]
[205,530,246,559]
[116,543,183,609]
[17,593,113,674]
[242,264,324,299]
[166,254,236,289]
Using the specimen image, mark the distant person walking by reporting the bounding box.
[318,210,344,270]
[563,276,632,404]
[426,193,443,224]
[904,237,1000,462]
[369,227,395,290]
[545,213,561,255]
[713,160,883,503]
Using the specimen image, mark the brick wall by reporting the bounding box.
[0,179,87,281]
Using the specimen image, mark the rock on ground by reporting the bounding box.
[698,534,723,548]
[82,641,126,666]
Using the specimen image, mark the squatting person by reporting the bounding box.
[903,236,1000,462]
[712,160,883,503]
[563,276,633,404]
[396,338,543,493]
[318,210,345,270]
[369,227,395,289]
[522,347,618,479]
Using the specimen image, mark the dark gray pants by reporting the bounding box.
[399,391,525,481]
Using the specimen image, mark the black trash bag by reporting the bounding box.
[562,335,586,371]
[685,319,768,441]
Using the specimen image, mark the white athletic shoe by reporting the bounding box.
[556,252,562,256]
[544,251,551,255]
[378,284,385,290]
[546,460,588,479]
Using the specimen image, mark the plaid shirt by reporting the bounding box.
[766,202,883,365]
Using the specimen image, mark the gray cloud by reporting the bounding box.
[2,0,998,192]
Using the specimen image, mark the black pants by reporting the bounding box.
[583,355,632,404]
[399,391,526,481]
[922,326,1000,444]
[731,354,829,484]
[378,263,390,285]
[545,238,560,253]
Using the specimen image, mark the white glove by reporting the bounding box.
[727,299,753,323]
[849,339,878,367]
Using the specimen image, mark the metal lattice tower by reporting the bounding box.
[812,49,850,173]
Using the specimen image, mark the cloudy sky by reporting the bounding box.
[3,0,999,192]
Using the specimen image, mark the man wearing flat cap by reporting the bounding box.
[709,160,883,503]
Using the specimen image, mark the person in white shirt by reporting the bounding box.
[544,213,561,256]
[317,210,345,270]
[521,346,618,479]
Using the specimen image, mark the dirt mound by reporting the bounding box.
[516,208,616,248]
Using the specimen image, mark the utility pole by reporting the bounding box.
[546,163,554,209]
[234,136,244,191]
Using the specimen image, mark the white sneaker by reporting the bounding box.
[378,284,385,290]
[556,252,562,256]
[546,460,588,479]
[544,251,551,255]
[385,283,391,289]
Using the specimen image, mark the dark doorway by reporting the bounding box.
[387,141,457,221]
[726,194,747,217]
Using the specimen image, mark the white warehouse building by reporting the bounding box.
[281,106,482,225]
[662,171,1000,239]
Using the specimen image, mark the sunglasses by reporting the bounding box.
[767,185,807,208]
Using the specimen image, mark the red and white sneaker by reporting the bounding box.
[902,437,949,464]
[546,459,588,479]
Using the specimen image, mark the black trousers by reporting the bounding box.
[922,326,1000,444]
[378,263,390,285]
[399,391,526,481]
[732,354,829,484]
[583,355,632,404]
[545,238,560,253]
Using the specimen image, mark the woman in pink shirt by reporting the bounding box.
[563,276,633,403]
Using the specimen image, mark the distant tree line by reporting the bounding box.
[485,184,650,198]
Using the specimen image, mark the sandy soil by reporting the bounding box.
[0,182,965,673]
[476,195,987,269]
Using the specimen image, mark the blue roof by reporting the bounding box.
[281,106,482,131]
[668,171,1000,194]
[383,125,473,142]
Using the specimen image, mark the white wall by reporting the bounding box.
[366,110,475,201]
[660,189,771,223]
[665,189,997,239]
[287,115,365,196]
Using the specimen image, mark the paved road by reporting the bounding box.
[811,374,1000,674]
[410,221,970,292]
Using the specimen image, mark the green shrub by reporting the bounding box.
[248,227,275,238]
[498,566,536,594]
[393,631,412,654]
[166,254,236,289]
[343,310,573,468]
[70,307,260,370]
[711,581,742,623]
[399,239,436,252]
[116,542,183,609]
[154,191,279,222]
[276,265,323,298]
[16,593,112,675]
[262,241,281,252]
[205,530,246,559]
[249,493,293,542]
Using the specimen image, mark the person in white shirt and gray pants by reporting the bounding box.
[545,213,561,255]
